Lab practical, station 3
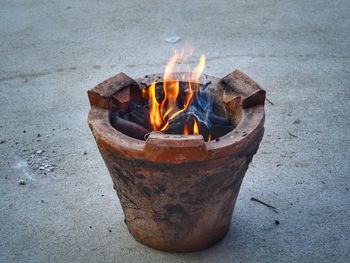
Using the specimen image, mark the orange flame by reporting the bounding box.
[148,82,163,131]
[193,118,199,135]
[183,122,189,135]
[149,49,206,135]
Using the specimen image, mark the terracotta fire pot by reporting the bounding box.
[87,70,265,252]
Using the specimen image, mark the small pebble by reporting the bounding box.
[274,220,280,225]
[37,133,41,137]
[36,150,43,154]
[165,36,181,44]
[83,151,87,155]
[18,180,26,185]
[109,229,112,233]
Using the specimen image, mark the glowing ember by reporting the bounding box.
[183,122,189,135]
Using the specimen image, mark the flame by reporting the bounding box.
[191,54,206,93]
[148,82,163,130]
[193,118,199,135]
[183,122,189,135]
[149,49,206,135]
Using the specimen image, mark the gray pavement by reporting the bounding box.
[0,0,349,262]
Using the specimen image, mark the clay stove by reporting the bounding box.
[87,68,265,252]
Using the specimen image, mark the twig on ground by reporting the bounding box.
[250,197,278,213]
[266,97,275,106]
[287,131,298,138]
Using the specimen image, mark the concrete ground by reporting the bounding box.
[0,0,349,262]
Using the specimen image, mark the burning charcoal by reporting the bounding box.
[164,114,191,134]
[198,122,211,141]
[210,124,234,139]
[129,111,150,130]
[134,105,151,127]
[176,96,185,109]
[179,82,189,93]
[137,105,150,117]
[177,93,188,109]
[129,101,142,112]
[110,113,150,140]
[111,109,128,120]
[129,111,143,124]
[141,110,151,128]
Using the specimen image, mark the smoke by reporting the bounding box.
[187,85,213,129]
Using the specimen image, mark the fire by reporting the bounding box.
[148,50,206,135]
[183,123,189,135]
[148,82,162,131]
[193,118,199,135]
